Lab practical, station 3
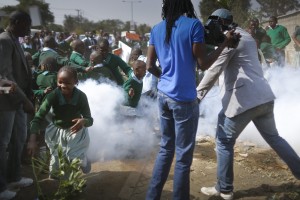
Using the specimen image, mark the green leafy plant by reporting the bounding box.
[31,145,86,200]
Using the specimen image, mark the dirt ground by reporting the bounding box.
[14,136,300,200]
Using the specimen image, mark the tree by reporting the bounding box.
[256,0,300,18]
[214,0,234,10]
[230,0,251,27]
[78,18,95,33]
[122,21,131,32]
[199,0,219,22]
[199,0,251,28]
[47,23,64,33]
[63,15,79,33]
[96,19,125,33]
[1,0,54,27]
[135,23,151,36]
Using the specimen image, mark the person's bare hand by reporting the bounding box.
[0,80,16,94]
[224,30,241,48]
[70,118,85,134]
[9,83,16,93]
[128,88,135,98]
[44,87,53,94]
[27,134,38,157]
[23,98,35,114]
[85,66,94,72]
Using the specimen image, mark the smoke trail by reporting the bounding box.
[197,66,300,155]
[78,79,159,162]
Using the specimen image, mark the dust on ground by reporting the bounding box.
[15,136,300,200]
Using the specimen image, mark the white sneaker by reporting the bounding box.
[201,186,233,200]
[8,177,33,189]
[0,189,16,200]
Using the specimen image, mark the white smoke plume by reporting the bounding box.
[78,65,300,161]
[78,79,159,162]
[197,66,300,155]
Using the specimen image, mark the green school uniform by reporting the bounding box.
[30,87,92,175]
[70,51,90,67]
[57,40,72,57]
[103,53,132,85]
[30,87,93,133]
[69,51,91,80]
[33,70,57,103]
[267,25,291,49]
[86,64,117,82]
[260,42,277,61]
[32,48,86,72]
[123,71,143,108]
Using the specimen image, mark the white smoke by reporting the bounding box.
[78,79,159,162]
[78,65,300,161]
[197,66,300,155]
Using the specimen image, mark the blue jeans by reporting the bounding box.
[0,107,27,192]
[215,101,300,193]
[276,49,285,67]
[146,91,199,200]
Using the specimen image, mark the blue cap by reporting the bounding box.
[211,8,233,22]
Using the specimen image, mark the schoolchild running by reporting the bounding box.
[27,66,94,176]
[98,39,131,85]
[87,51,116,82]
[123,59,146,108]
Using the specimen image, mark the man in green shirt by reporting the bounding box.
[267,16,291,67]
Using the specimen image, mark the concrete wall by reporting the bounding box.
[261,11,300,67]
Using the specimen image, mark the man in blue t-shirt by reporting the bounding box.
[145,1,236,199]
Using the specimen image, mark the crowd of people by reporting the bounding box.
[0,10,154,200]
[246,15,300,68]
[0,1,300,199]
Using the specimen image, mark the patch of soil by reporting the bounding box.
[15,137,300,200]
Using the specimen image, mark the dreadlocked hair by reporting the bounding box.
[162,0,197,44]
